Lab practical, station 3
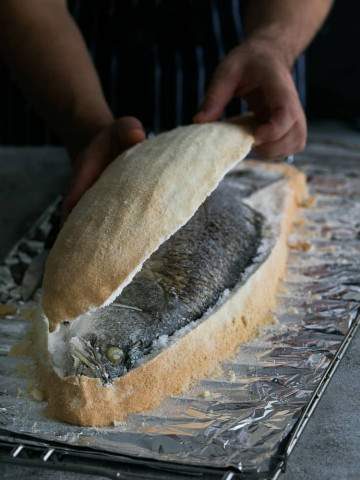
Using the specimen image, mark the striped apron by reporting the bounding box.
[69,0,306,133]
[0,0,305,144]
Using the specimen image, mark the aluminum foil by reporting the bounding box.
[0,143,359,477]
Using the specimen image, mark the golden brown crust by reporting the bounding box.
[42,122,254,331]
[35,161,307,427]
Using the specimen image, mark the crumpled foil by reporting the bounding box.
[0,144,359,478]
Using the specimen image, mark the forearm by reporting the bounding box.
[0,0,113,156]
[242,0,333,67]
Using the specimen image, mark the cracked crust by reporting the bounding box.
[42,121,255,331]
[35,161,307,426]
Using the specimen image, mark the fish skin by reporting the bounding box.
[61,170,280,382]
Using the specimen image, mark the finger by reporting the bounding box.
[115,115,144,130]
[112,116,146,150]
[193,61,242,123]
[62,136,115,219]
[62,117,146,221]
[253,120,307,159]
[253,102,297,146]
[254,108,295,146]
[250,71,305,145]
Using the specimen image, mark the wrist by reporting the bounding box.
[243,27,297,69]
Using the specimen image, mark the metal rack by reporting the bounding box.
[1,150,360,479]
[271,309,360,480]
[0,434,240,479]
[1,309,358,480]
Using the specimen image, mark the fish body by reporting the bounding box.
[54,168,281,382]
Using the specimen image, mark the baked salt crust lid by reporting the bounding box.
[42,120,255,331]
[36,161,307,427]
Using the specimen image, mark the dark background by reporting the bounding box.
[306,0,360,123]
[0,0,359,146]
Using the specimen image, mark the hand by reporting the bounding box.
[193,39,307,159]
[62,116,145,220]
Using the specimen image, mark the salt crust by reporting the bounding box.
[35,158,307,426]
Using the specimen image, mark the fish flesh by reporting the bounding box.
[51,168,282,383]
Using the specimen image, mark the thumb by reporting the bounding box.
[193,61,243,123]
[112,116,146,150]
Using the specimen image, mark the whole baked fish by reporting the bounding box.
[51,168,281,383]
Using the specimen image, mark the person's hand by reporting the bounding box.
[193,39,307,159]
[62,116,145,220]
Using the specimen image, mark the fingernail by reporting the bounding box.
[130,128,146,141]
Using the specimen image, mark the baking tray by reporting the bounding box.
[1,143,360,479]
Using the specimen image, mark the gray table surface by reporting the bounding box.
[1,126,360,479]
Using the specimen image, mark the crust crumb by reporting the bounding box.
[299,195,316,208]
[198,390,211,399]
[288,239,312,252]
[20,306,39,322]
[0,303,17,317]
[293,216,305,227]
[29,387,44,402]
[288,306,299,315]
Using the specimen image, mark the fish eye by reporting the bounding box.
[106,346,125,364]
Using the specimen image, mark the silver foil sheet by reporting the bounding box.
[0,143,359,478]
